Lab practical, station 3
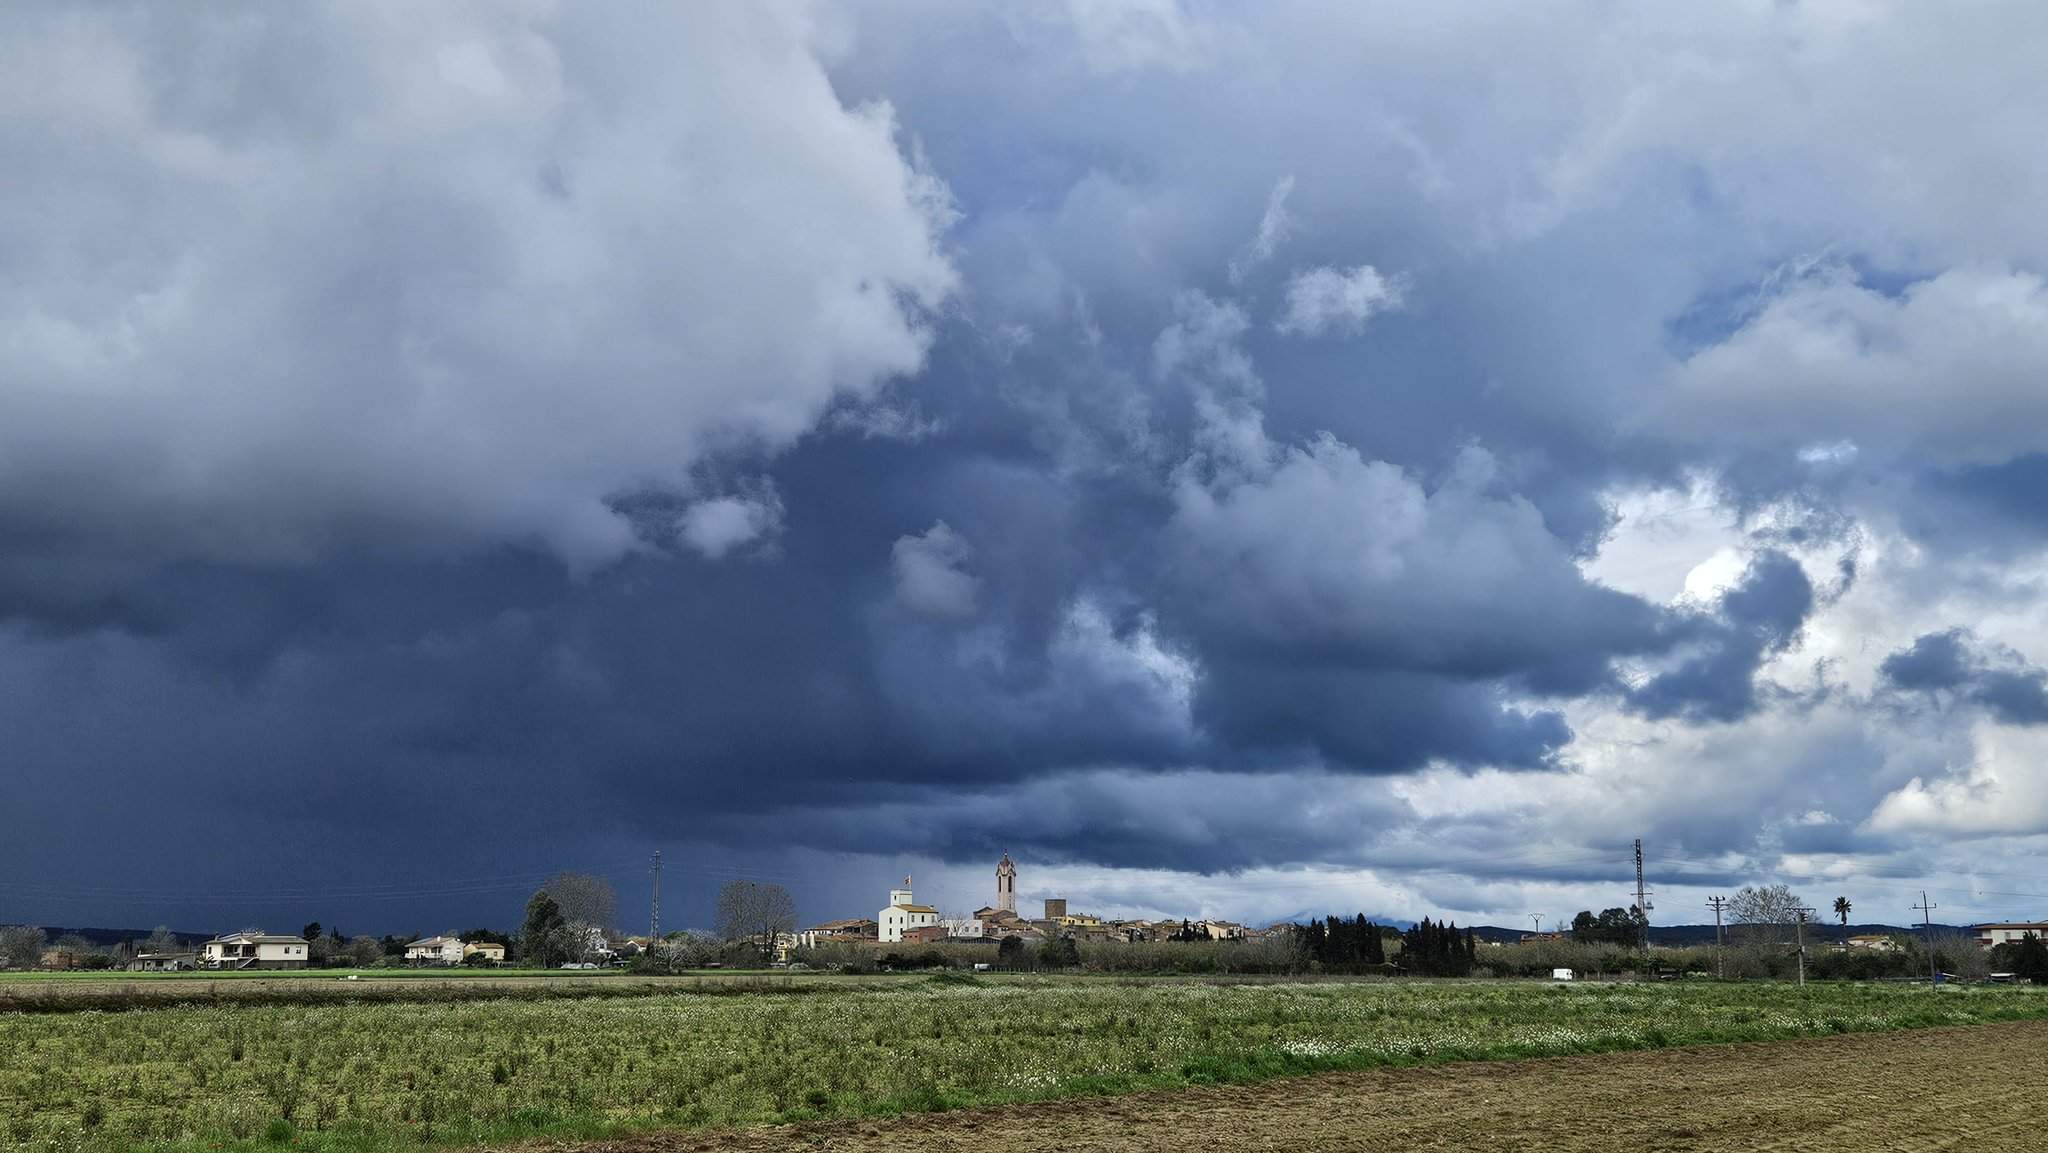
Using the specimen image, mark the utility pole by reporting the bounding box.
[649,849,662,947]
[1528,913,1544,937]
[1706,896,1727,979]
[1633,838,1654,953]
[1794,908,1814,988]
[1913,892,1939,986]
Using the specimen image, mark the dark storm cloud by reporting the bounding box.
[1881,629,2048,725]
[1901,454,2048,556]
[1627,551,1815,724]
[13,2,2048,931]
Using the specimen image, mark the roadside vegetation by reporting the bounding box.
[4,976,2046,1152]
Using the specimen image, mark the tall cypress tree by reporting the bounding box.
[1412,918,1436,976]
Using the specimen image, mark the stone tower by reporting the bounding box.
[996,853,1017,914]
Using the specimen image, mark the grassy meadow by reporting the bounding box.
[3,975,2045,1151]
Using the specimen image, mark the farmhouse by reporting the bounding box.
[1845,934,1899,951]
[796,918,878,947]
[1971,921,2048,948]
[129,952,199,972]
[972,907,1042,941]
[879,879,940,943]
[405,936,466,965]
[202,931,309,969]
[464,941,506,963]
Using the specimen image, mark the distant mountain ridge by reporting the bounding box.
[3,926,212,948]
[1281,918,1968,945]
[1464,922,1967,945]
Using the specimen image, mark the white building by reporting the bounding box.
[582,925,617,962]
[796,918,877,948]
[405,935,466,965]
[1972,921,2048,948]
[878,877,940,943]
[202,931,310,970]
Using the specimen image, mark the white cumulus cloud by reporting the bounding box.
[0,0,956,590]
[1275,264,1404,337]
[892,520,980,617]
[678,491,784,560]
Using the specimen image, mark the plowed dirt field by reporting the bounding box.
[528,1019,2048,1153]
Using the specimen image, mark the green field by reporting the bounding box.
[4,975,2044,1152]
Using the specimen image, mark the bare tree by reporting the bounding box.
[1,926,47,970]
[715,879,797,961]
[140,926,181,955]
[1729,883,1807,945]
[543,872,618,932]
[1928,930,1992,980]
[649,930,721,971]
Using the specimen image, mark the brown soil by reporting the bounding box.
[525,1020,2048,1152]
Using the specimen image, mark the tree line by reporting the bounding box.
[1300,915,1386,967]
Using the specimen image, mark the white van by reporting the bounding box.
[1551,967,1575,981]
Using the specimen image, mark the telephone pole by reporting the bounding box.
[649,849,662,946]
[1528,913,1544,937]
[1913,891,1939,986]
[1794,908,1814,987]
[1633,838,1654,953]
[1705,896,1728,979]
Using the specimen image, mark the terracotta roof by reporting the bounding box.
[892,904,938,914]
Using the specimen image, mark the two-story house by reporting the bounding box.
[404,935,467,965]
[202,931,310,969]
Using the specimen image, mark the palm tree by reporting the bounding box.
[1833,896,1852,926]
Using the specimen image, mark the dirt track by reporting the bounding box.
[532,1020,2048,1152]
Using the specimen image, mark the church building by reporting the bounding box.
[878,878,940,943]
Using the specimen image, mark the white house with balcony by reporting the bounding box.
[202,931,310,969]
[878,878,940,943]
[405,935,467,965]
[1972,921,2048,948]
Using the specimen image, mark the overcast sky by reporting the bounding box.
[8,1,2048,937]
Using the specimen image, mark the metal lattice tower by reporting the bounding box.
[1633,838,1654,952]
[649,849,662,945]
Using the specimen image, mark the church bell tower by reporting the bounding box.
[996,853,1017,914]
